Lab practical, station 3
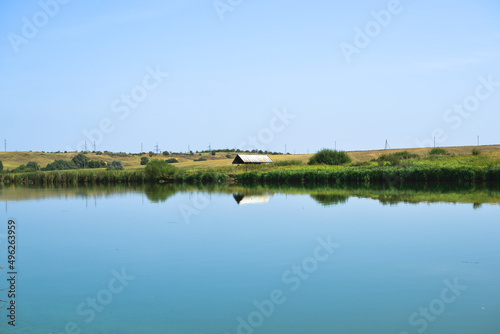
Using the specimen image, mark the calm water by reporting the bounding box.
[0,185,499,334]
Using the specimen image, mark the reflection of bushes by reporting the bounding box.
[144,185,178,203]
[310,194,348,206]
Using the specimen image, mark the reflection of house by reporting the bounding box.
[232,154,273,165]
[233,193,273,205]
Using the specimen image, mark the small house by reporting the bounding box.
[232,154,274,165]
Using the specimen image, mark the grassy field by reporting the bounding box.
[1,144,499,171]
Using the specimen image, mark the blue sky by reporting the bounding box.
[1,0,499,153]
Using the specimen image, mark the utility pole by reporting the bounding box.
[434,137,436,147]
[4,139,6,152]
[155,142,160,154]
[93,141,96,152]
[477,136,479,146]
[208,143,211,151]
[188,145,190,153]
[84,141,87,152]
[141,143,143,153]
[285,145,287,154]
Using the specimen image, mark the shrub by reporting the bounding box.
[211,151,216,156]
[26,161,41,171]
[12,164,36,173]
[43,159,77,171]
[226,154,233,159]
[194,157,207,162]
[0,160,3,171]
[107,160,125,170]
[472,148,481,156]
[72,153,90,168]
[162,151,170,156]
[391,151,418,159]
[87,160,106,168]
[429,148,448,155]
[149,151,155,157]
[308,149,351,165]
[141,157,149,165]
[145,159,178,180]
[165,158,179,163]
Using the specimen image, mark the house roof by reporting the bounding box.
[232,154,274,164]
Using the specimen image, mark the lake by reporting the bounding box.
[0,184,499,334]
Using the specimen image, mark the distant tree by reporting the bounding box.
[72,153,90,168]
[26,161,41,171]
[0,161,3,172]
[162,151,170,156]
[87,160,106,168]
[211,151,216,156]
[308,149,351,165]
[107,160,124,170]
[149,151,155,157]
[145,159,178,180]
[43,160,77,171]
[141,157,149,165]
[165,158,179,163]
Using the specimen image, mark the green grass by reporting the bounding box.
[2,149,500,186]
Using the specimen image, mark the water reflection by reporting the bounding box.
[233,192,273,205]
[1,183,500,207]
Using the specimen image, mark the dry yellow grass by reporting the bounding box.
[1,145,499,170]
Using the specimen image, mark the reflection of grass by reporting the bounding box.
[1,183,500,206]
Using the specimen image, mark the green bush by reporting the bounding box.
[429,148,448,155]
[211,151,216,156]
[165,158,179,163]
[87,160,106,168]
[0,160,3,172]
[308,149,351,165]
[194,157,207,162]
[72,153,90,168]
[141,157,149,165]
[107,160,125,170]
[145,159,178,180]
[149,151,155,157]
[12,164,36,173]
[226,154,233,159]
[274,160,303,166]
[26,161,41,171]
[472,149,481,156]
[162,151,170,156]
[43,159,77,171]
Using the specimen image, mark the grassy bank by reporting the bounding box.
[1,147,500,186]
[2,165,500,186]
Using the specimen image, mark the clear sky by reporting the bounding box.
[1,0,499,153]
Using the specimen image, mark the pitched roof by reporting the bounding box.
[232,154,274,164]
